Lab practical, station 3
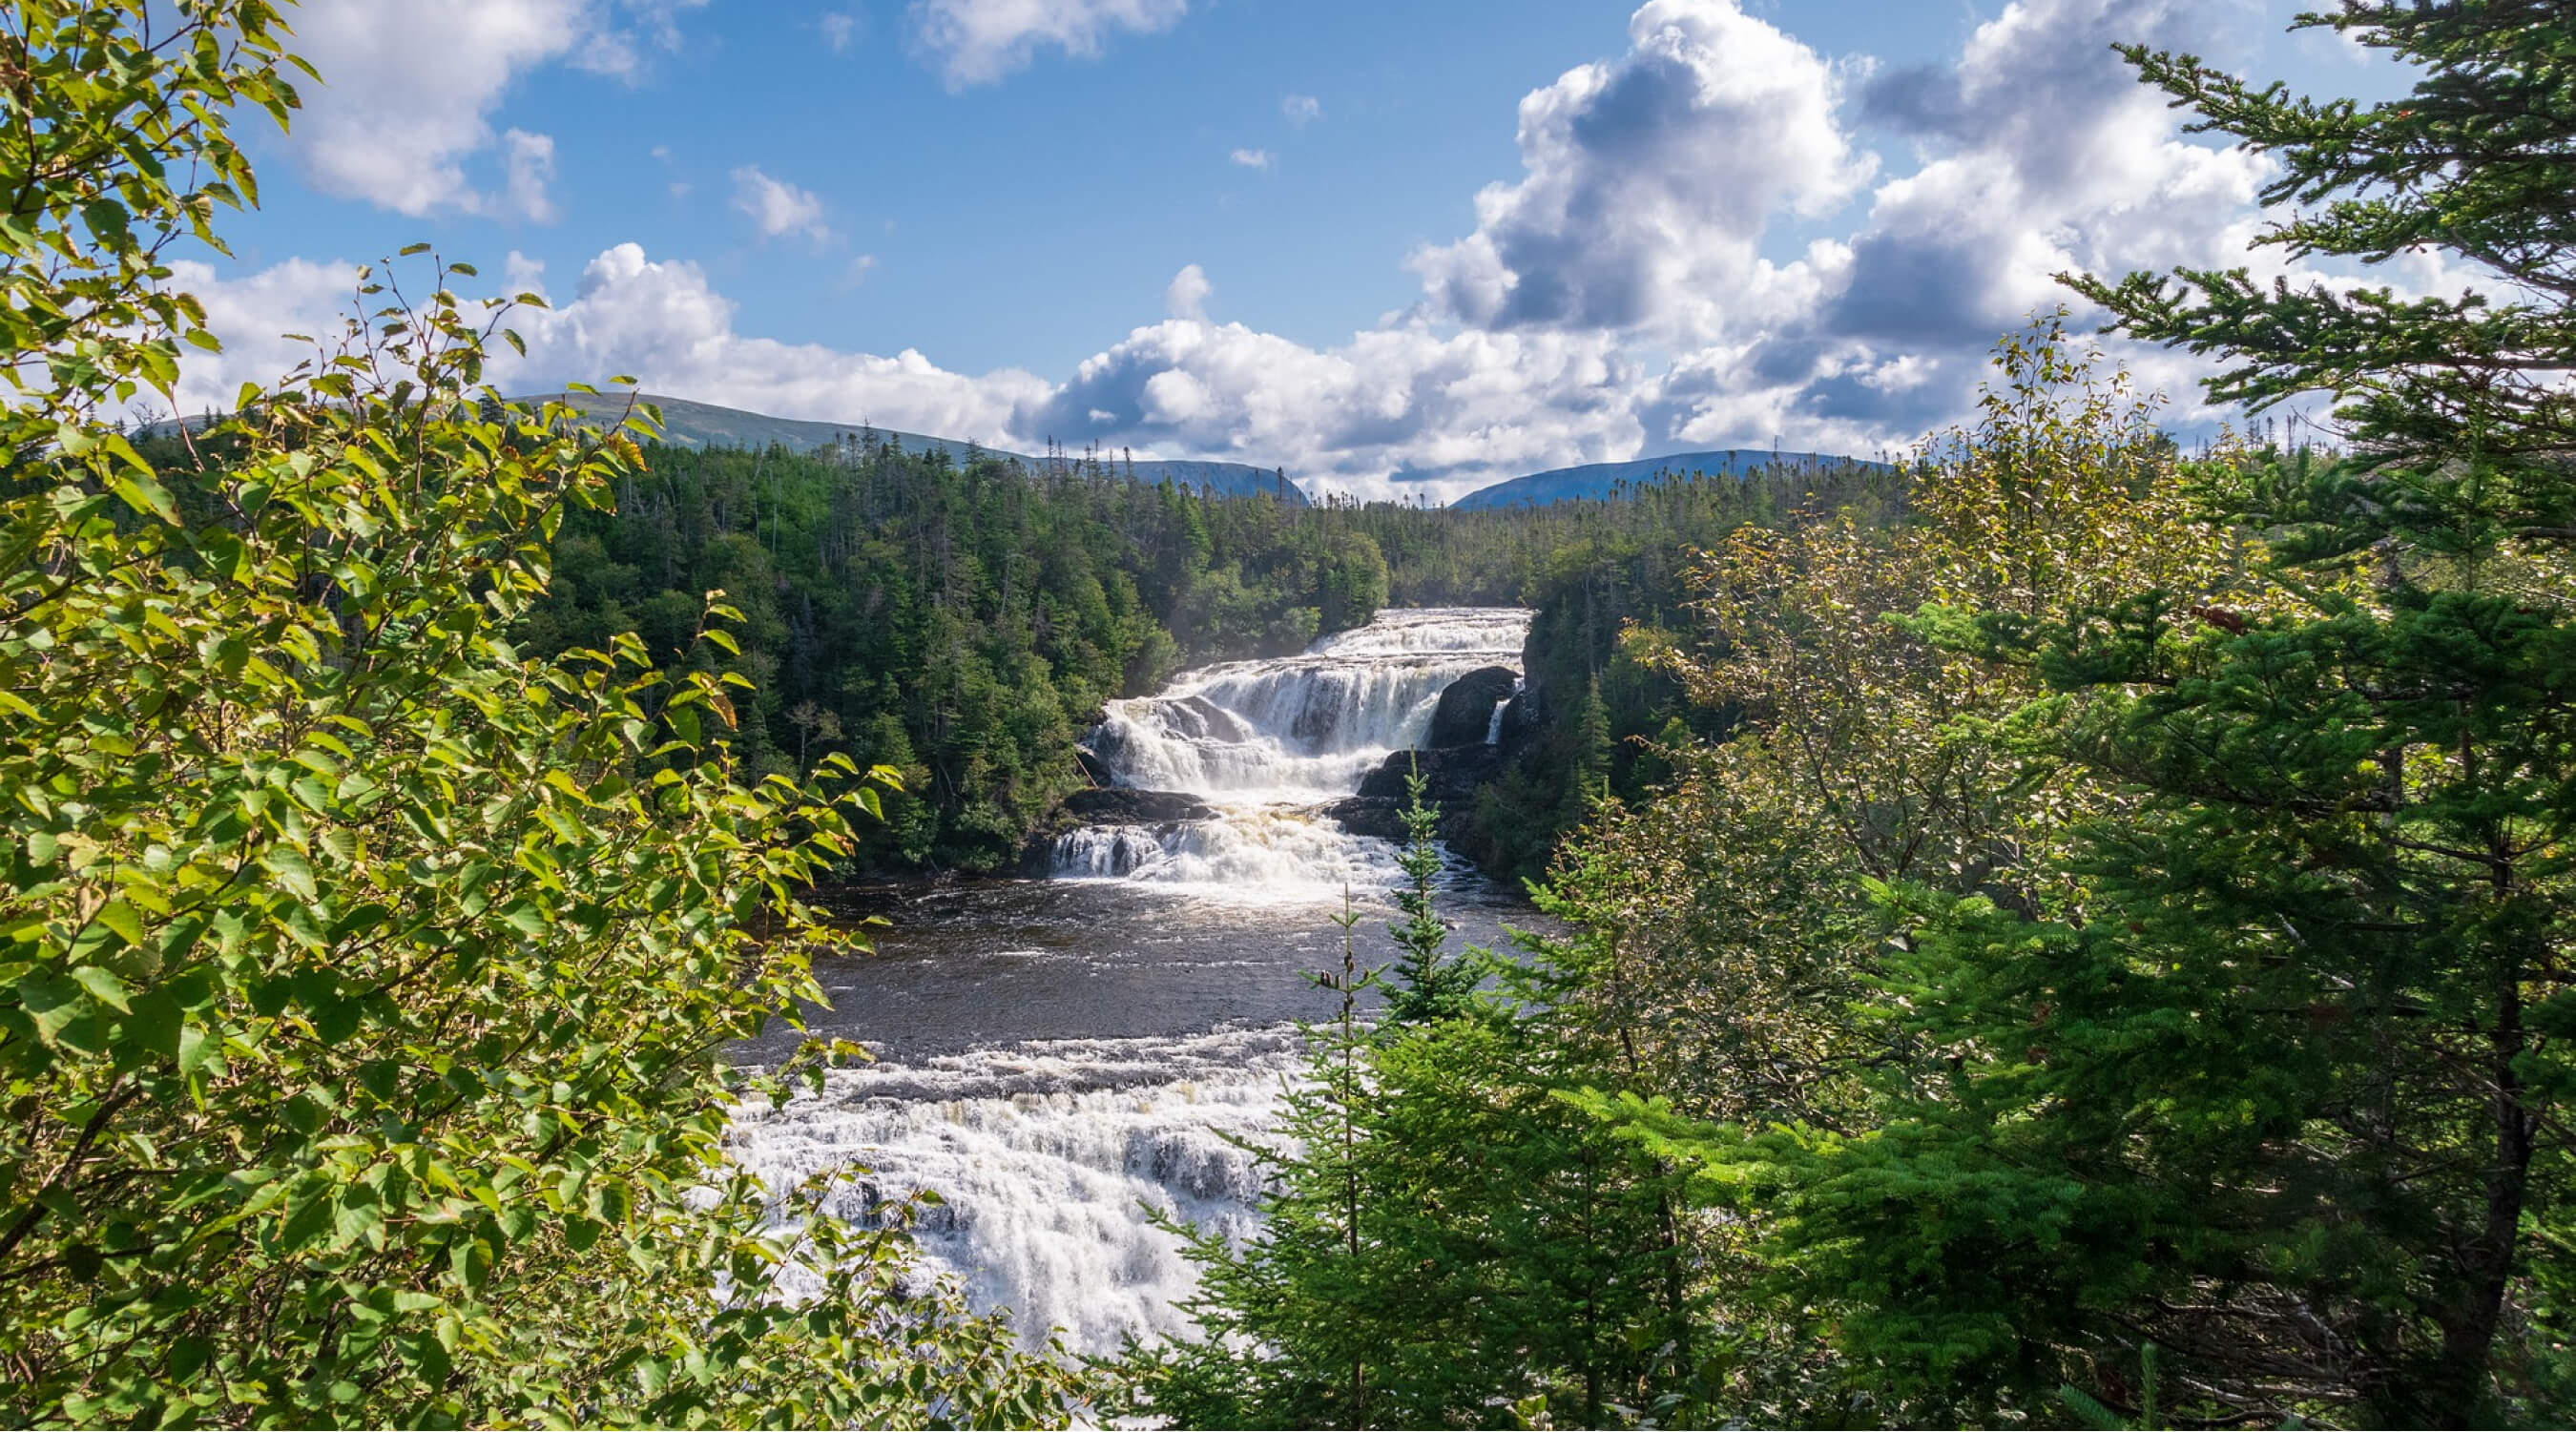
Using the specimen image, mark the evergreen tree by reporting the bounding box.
[1569,673,1613,799]
[1643,9,2576,1424]
[2057,10,2576,1419]
[2071,1,2576,535]
[1121,898,1386,1430]
[1381,768,1478,1026]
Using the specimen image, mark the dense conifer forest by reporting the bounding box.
[5,2,2573,1428]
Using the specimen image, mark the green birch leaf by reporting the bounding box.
[70,964,134,1013]
[93,900,145,949]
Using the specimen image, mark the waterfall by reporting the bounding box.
[1051,811,1402,903]
[1066,607,1531,879]
[1485,675,1524,745]
[740,608,1534,1357]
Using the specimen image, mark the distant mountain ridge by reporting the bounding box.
[524,390,1309,506]
[1447,448,1887,510]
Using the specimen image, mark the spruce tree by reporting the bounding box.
[2061,7,2576,1420]
[1382,766,1478,1025]
[1118,861,1701,1427]
[2071,1,2576,544]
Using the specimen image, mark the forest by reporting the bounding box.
[4,2,2572,1429]
[501,428,1886,876]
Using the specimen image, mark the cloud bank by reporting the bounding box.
[186,0,2409,502]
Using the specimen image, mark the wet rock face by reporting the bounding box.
[1020,785,1220,876]
[1426,666,1519,748]
[1354,742,1505,804]
[1060,788,1216,824]
[1316,796,1407,841]
[1340,744,1506,844]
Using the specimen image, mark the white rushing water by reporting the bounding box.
[737,608,1534,1355]
[1083,606,1528,803]
[1060,606,1531,902]
[727,1027,1300,1352]
[1050,807,1404,902]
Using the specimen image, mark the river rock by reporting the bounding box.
[1355,742,1504,804]
[1061,787,1215,824]
[1425,665,1520,748]
[1317,796,1408,841]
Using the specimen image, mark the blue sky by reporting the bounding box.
[176,0,2423,501]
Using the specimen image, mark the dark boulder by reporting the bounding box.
[1317,796,1408,841]
[1061,787,1215,824]
[1426,666,1520,748]
[1356,742,1504,803]
[1350,744,1506,844]
[1019,785,1215,876]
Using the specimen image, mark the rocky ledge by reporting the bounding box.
[1323,743,1507,844]
[1316,665,1528,845]
[1018,785,1215,876]
[1315,796,1407,841]
[1059,787,1215,824]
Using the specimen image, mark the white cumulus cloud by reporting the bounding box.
[1709,0,2284,442]
[1409,0,1873,343]
[509,244,1050,443]
[1229,148,1274,170]
[281,0,700,219]
[910,0,1190,87]
[174,0,2450,504]
[731,166,835,242]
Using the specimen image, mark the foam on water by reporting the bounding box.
[727,1027,1301,1353]
[1051,807,1404,903]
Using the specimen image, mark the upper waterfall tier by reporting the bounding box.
[1086,608,1532,801]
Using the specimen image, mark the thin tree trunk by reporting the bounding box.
[2420,965,2533,1426]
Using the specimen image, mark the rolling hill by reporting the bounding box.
[1446,448,1884,510]
[523,390,1309,506]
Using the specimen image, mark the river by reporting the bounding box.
[723,608,1538,1355]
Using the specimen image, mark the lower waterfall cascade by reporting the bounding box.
[733,608,1534,1355]
[725,1027,1300,1352]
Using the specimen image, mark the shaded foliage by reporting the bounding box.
[0,6,1079,1425]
